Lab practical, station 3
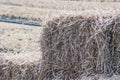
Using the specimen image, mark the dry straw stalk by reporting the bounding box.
[40,12,120,79]
[0,53,42,80]
[0,10,119,80]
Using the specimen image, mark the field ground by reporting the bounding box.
[0,0,120,21]
[0,22,42,53]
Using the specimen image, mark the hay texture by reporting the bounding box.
[0,53,42,80]
[40,13,120,79]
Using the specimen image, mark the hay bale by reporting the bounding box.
[40,13,120,79]
[112,17,120,75]
[0,53,42,80]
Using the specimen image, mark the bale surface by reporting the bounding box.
[0,53,42,80]
[40,13,120,79]
[0,11,119,80]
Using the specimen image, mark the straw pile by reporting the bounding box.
[0,11,119,80]
[40,13,120,79]
[0,53,42,80]
[112,18,120,75]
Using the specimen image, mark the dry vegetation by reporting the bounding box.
[0,0,120,22]
[0,22,42,53]
[0,0,120,80]
[40,11,120,79]
[0,10,120,80]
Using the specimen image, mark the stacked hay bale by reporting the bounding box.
[0,11,119,80]
[0,53,42,80]
[40,13,120,79]
[112,17,120,75]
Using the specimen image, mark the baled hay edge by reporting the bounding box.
[40,13,120,80]
[0,53,42,80]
